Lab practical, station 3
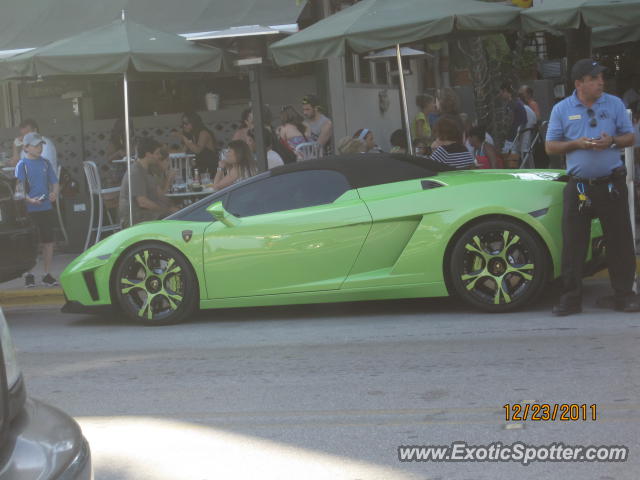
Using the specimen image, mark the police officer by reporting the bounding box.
[546,59,639,315]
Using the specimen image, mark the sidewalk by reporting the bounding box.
[0,253,75,307]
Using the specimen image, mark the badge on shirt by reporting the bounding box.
[568,115,581,120]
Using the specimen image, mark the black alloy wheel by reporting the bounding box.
[449,220,549,312]
[113,242,198,325]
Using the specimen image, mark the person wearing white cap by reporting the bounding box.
[11,118,57,174]
[14,132,60,287]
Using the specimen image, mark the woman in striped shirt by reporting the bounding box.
[430,115,475,170]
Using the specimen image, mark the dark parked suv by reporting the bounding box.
[0,171,38,282]
[0,306,92,478]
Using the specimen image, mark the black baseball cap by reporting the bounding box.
[571,58,607,82]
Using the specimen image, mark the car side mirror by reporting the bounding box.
[206,201,239,227]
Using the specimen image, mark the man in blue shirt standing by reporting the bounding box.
[546,59,638,315]
[15,132,59,287]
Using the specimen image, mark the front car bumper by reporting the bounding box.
[0,398,92,479]
[0,223,37,283]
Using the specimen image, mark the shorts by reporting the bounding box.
[28,209,56,244]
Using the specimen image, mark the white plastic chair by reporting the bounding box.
[518,121,548,169]
[55,165,69,245]
[295,142,323,161]
[83,161,121,250]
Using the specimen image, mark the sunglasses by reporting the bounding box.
[587,109,597,128]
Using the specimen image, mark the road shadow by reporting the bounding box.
[60,296,467,328]
[189,296,465,325]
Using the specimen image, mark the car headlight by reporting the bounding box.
[0,307,22,389]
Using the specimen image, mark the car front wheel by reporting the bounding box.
[113,242,198,325]
[448,220,549,312]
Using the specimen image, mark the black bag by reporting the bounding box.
[273,135,298,164]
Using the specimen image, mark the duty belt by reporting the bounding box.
[569,174,615,185]
[569,166,627,185]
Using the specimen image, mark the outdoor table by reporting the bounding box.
[166,188,214,207]
[112,156,136,164]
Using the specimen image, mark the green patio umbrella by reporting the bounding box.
[593,25,640,48]
[0,14,224,227]
[270,0,521,154]
[521,0,640,32]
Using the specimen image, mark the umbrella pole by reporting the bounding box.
[396,44,413,155]
[123,72,133,227]
[625,110,637,293]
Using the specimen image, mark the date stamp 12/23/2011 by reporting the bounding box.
[504,403,597,422]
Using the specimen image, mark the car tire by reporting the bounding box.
[448,219,549,313]
[112,242,198,325]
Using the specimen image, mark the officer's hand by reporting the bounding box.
[590,132,613,151]
[578,137,596,150]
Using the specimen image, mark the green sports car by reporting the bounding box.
[61,154,605,325]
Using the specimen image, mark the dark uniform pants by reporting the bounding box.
[561,176,636,300]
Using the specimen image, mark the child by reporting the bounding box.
[15,132,59,287]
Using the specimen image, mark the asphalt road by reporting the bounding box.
[4,280,639,480]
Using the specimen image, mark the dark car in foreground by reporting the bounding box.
[0,171,37,282]
[0,306,92,479]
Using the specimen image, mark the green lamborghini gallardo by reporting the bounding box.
[60,154,605,325]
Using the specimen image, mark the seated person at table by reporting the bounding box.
[232,108,255,152]
[430,115,475,170]
[150,147,176,209]
[103,117,134,206]
[389,129,407,154]
[106,117,134,162]
[119,137,176,227]
[173,112,218,173]
[468,125,501,169]
[336,136,365,155]
[414,137,431,158]
[264,129,284,169]
[213,140,257,191]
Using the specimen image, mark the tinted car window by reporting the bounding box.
[226,170,351,218]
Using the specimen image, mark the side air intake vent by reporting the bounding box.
[421,180,444,190]
[83,270,99,301]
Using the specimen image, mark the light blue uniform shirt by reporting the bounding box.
[14,156,58,212]
[546,91,633,178]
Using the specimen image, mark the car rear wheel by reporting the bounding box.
[448,220,549,312]
[113,242,197,325]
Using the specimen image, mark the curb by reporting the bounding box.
[0,288,65,308]
[588,257,640,280]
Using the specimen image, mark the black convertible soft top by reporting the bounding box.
[268,153,452,189]
[168,153,453,221]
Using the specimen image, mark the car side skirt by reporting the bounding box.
[199,282,448,310]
